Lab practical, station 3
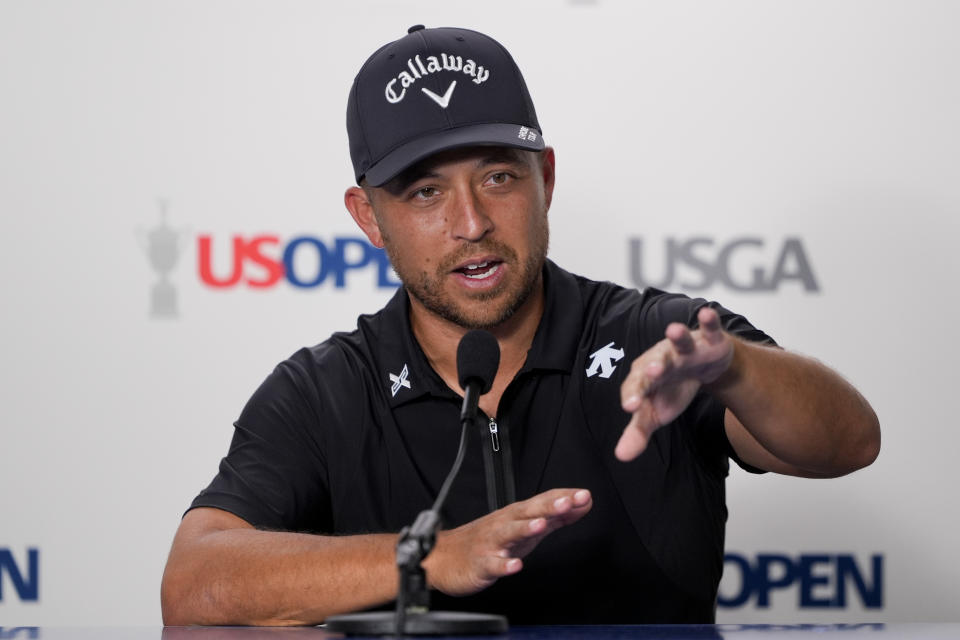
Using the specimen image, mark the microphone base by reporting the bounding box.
[325,610,508,636]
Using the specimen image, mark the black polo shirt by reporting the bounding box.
[190,260,772,623]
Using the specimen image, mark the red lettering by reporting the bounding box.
[198,235,284,288]
[242,235,284,288]
[198,235,243,287]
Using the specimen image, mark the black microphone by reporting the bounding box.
[457,330,500,425]
[325,329,507,636]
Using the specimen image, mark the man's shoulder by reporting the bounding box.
[276,294,403,392]
[550,261,693,329]
[555,263,773,348]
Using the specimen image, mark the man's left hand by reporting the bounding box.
[616,306,734,461]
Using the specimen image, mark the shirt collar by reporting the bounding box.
[518,259,583,375]
[374,259,584,408]
[375,288,456,409]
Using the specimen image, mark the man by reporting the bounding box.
[161,26,880,626]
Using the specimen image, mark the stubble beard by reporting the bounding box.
[383,221,549,331]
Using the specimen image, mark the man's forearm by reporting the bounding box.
[709,338,881,476]
[161,514,398,626]
[162,488,594,626]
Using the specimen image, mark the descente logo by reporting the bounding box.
[386,54,491,104]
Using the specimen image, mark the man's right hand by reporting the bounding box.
[423,488,592,596]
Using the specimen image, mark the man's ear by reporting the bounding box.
[344,186,385,248]
[540,147,556,211]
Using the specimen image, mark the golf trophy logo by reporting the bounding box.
[139,199,186,318]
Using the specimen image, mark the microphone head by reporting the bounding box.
[456,330,501,394]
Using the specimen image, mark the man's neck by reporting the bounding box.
[408,276,545,417]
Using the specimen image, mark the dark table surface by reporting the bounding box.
[1,625,956,640]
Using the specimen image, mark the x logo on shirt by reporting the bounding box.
[389,364,411,397]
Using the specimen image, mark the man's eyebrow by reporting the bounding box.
[382,169,440,195]
[381,148,531,194]
[477,149,528,167]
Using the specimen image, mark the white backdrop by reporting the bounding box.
[2,0,958,627]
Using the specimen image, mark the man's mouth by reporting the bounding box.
[455,260,502,280]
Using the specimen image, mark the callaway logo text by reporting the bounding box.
[385,54,491,104]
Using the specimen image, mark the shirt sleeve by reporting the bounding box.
[188,350,332,533]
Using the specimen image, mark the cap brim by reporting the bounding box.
[363,123,545,187]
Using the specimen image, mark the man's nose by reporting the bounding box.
[451,189,494,242]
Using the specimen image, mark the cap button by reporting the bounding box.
[407,24,425,33]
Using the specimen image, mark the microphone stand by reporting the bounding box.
[325,412,508,636]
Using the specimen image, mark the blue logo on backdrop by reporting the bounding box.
[719,553,883,609]
[722,624,885,633]
[0,630,40,640]
[0,548,39,602]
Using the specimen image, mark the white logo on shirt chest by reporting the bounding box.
[389,364,411,397]
[585,342,625,379]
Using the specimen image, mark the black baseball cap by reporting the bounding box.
[347,25,545,187]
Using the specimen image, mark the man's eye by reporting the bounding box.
[488,172,511,185]
[412,187,438,200]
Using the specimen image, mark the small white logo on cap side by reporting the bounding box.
[385,54,491,104]
[422,81,457,109]
[518,126,538,143]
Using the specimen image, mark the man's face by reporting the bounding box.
[356,147,555,330]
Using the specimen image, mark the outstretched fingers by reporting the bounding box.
[621,345,670,414]
[698,307,724,344]
[499,490,592,547]
[492,514,549,546]
[510,489,592,526]
[666,322,696,354]
[613,413,650,462]
[474,489,592,581]
[478,555,524,581]
[428,488,594,596]
[616,308,733,462]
